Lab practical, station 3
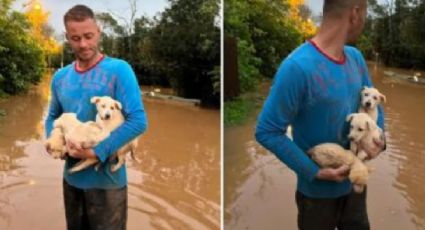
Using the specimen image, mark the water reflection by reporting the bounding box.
[225,63,425,230]
[0,74,220,230]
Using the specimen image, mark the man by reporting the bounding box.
[255,0,385,229]
[44,5,147,230]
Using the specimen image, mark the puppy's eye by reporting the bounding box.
[373,96,378,100]
[365,93,369,96]
[102,105,106,108]
[358,128,363,132]
[111,107,114,110]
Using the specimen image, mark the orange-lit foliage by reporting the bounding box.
[287,0,316,38]
[24,0,61,55]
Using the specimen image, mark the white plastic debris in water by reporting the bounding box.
[15,140,28,147]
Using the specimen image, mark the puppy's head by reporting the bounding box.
[346,113,377,142]
[360,86,386,110]
[91,96,122,121]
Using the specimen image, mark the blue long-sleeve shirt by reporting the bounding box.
[255,41,384,198]
[45,56,147,189]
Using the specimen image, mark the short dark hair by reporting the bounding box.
[64,5,95,25]
[323,0,366,17]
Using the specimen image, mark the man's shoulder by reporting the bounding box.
[101,57,135,81]
[279,42,315,72]
[285,42,312,61]
[52,64,73,80]
[344,45,367,67]
[344,45,363,59]
[102,56,131,69]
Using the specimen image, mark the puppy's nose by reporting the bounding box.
[105,114,110,119]
[349,137,355,141]
[365,101,371,107]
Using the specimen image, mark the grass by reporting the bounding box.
[224,94,261,126]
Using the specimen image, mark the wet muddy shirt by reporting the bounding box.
[256,41,385,198]
[45,56,147,189]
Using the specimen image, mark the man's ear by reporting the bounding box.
[97,23,102,33]
[350,6,359,24]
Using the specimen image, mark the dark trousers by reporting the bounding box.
[63,179,128,230]
[296,189,370,230]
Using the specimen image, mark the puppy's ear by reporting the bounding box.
[346,114,354,122]
[53,119,61,128]
[45,142,51,152]
[115,101,122,110]
[379,94,386,103]
[366,120,371,131]
[91,96,101,104]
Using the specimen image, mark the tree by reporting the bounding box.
[362,0,425,69]
[224,0,315,93]
[23,0,60,59]
[0,0,45,96]
[146,0,220,106]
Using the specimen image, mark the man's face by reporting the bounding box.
[347,2,367,43]
[65,18,101,62]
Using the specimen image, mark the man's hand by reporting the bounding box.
[66,141,98,159]
[316,165,350,182]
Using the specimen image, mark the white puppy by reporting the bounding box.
[44,127,67,159]
[346,113,384,161]
[48,113,82,160]
[91,96,139,172]
[53,113,82,135]
[359,86,386,122]
[52,113,110,173]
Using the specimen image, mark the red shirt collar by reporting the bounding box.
[308,40,346,65]
[74,54,105,73]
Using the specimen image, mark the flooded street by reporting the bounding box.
[0,74,220,230]
[224,63,425,230]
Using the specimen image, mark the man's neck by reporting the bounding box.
[311,20,348,62]
[76,52,103,71]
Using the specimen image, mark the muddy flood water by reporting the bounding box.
[224,63,425,230]
[0,74,220,229]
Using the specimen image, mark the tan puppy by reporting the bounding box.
[346,113,384,161]
[308,143,370,193]
[52,113,110,173]
[44,127,67,159]
[359,86,386,122]
[91,96,139,172]
[45,113,82,160]
[53,113,82,135]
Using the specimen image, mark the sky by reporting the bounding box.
[305,0,324,15]
[11,0,390,38]
[12,0,168,37]
[305,0,389,16]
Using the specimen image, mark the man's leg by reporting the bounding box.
[63,179,90,230]
[84,186,128,230]
[337,188,370,230]
[296,191,340,230]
